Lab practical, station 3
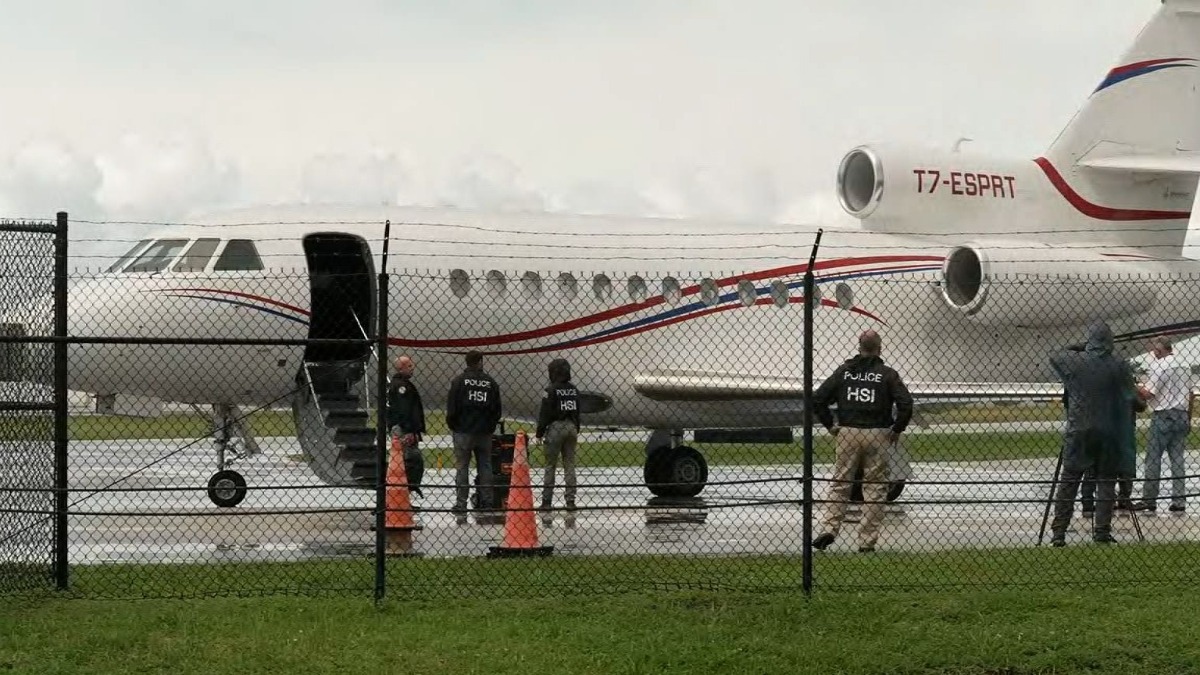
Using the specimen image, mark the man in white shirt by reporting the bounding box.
[1133,337,1192,513]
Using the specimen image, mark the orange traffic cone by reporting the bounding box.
[488,430,554,558]
[383,432,423,556]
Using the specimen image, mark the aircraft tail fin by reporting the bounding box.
[1039,0,1200,253]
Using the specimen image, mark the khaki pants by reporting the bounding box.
[541,420,578,510]
[821,427,892,548]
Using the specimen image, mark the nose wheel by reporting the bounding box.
[202,402,260,508]
[207,469,248,508]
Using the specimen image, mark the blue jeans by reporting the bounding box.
[1143,409,1190,506]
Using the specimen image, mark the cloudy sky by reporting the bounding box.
[0,0,1162,242]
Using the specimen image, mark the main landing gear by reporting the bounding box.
[196,403,261,508]
[644,430,709,499]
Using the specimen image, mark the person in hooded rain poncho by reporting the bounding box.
[1048,321,1137,545]
[1078,387,1145,515]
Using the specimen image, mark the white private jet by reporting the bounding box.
[7,0,1200,507]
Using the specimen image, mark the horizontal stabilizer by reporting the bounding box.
[632,369,1063,402]
[1078,151,1200,175]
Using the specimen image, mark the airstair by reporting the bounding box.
[293,359,380,489]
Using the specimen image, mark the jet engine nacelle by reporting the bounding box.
[836,144,1028,225]
[938,243,1159,327]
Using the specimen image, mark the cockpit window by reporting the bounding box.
[172,238,221,273]
[124,239,189,273]
[213,240,264,271]
[105,239,152,273]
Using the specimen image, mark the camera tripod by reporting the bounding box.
[1037,446,1144,545]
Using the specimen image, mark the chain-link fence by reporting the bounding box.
[0,215,67,594]
[4,214,1200,600]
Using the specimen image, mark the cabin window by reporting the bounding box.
[557,272,578,299]
[835,282,854,310]
[770,280,789,308]
[125,239,189,273]
[737,280,757,307]
[521,271,542,298]
[699,278,719,306]
[628,275,648,303]
[486,270,507,297]
[449,269,471,298]
[662,277,681,305]
[173,238,221,273]
[593,274,612,301]
[106,239,152,273]
[213,239,264,271]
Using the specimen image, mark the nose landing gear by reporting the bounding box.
[199,403,260,508]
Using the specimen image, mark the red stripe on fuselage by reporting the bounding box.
[393,256,938,348]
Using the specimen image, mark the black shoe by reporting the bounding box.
[812,533,835,550]
[1093,534,1117,544]
[1130,501,1156,512]
[1170,504,1186,513]
[858,545,875,553]
[1050,537,1066,548]
[1116,499,1134,511]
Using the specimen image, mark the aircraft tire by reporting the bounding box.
[207,470,248,508]
[663,446,708,499]
[644,446,673,497]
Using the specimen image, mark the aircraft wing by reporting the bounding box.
[632,369,1063,402]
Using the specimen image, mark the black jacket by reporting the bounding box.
[536,381,580,438]
[386,374,425,435]
[812,354,913,433]
[446,367,502,435]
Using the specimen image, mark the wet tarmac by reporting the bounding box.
[9,431,1199,565]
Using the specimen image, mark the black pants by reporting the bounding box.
[1052,428,1119,539]
[1081,469,1132,511]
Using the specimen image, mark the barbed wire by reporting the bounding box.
[61,217,1200,239]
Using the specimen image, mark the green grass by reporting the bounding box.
[61,403,1077,443]
[44,407,1200,467]
[4,547,1200,674]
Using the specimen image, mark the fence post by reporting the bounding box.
[53,211,69,591]
[802,228,823,598]
[373,220,392,603]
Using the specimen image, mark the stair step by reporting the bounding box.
[325,409,369,427]
[333,427,377,447]
[316,395,362,412]
[337,444,377,464]
[351,462,377,484]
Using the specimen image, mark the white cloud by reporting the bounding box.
[434,152,547,213]
[299,150,415,205]
[94,134,239,221]
[0,140,103,220]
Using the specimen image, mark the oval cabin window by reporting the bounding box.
[628,275,648,303]
[486,270,507,297]
[557,272,578,299]
[700,278,719,306]
[770,280,789,308]
[662,277,681,305]
[450,269,471,298]
[593,274,612,301]
[521,271,542,298]
[737,280,757,307]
